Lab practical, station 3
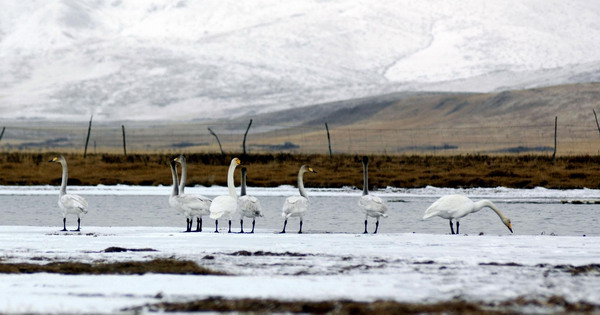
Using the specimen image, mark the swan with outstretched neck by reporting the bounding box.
[423,194,513,234]
[209,157,241,233]
[280,165,317,234]
[358,156,388,234]
[174,155,211,232]
[49,155,88,231]
[238,167,263,233]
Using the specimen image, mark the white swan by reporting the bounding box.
[422,194,513,234]
[358,156,388,234]
[238,167,263,233]
[168,160,193,231]
[174,155,212,232]
[49,155,88,231]
[209,157,241,233]
[281,165,317,234]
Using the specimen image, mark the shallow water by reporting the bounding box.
[1,193,598,236]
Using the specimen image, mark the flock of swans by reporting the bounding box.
[48,155,514,234]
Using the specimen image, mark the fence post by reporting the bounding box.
[122,125,127,156]
[325,123,332,158]
[593,109,600,135]
[0,126,5,143]
[208,127,225,155]
[83,115,93,158]
[242,119,253,156]
[552,116,557,162]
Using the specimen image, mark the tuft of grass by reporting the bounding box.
[0,258,226,275]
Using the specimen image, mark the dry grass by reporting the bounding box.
[128,296,599,314]
[2,152,600,189]
[0,258,225,275]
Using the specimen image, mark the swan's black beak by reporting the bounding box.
[507,224,513,233]
[309,168,317,174]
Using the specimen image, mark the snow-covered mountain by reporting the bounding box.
[1,0,600,121]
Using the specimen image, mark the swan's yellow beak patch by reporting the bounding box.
[49,157,58,162]
[235,158,241,165]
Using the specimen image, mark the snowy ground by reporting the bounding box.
[1,226,600,313]
[1,186,600,313]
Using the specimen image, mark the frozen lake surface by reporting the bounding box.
[1,185,600,313]
[1,185,599,236]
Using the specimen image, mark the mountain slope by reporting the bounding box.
[1,0,600,121]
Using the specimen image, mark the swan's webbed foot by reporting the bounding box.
[280,219,287,234]
[227,220,232,233]
[373,219,379,234]
[214,220,219,233]
[363,219,368,234]
[249,219,255,234]
[298,220,303,234]
[61,228,68,232]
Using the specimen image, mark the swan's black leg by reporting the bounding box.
[73,217,81,232]
[214,220,219,233]
[298,220,303,234]
[185,218,191,232]
[363,219,368,234]
[456,221,460,234]
[250,218,256,233]
[196,217,202,232]
[239,219,244,233]
[61,218,67,231]
[373,218,379,234]
[228,220,232,233]
[449,220,455,235]
[280,219,287,233]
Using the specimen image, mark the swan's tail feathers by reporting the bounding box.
[422,211,436,220]
[80,207,89,214]
[381,213,389,218]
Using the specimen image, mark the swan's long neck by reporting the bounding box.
[227,162,237,198]
[362,161,369,196]
[59,160,68,196]
[241,168,247,196]
[298,170,308,198]
[170,163,179,197]
[476,200,507,220]
[179,159,187,194]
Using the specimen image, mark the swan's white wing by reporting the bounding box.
[423,194,473,220]
[59,194,88,214]
[282,196,308,218]
[209,195,237,219]
[359,195,388,217]
[178,194,212,216]
[239,195,263,218]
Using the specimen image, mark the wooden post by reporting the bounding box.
[552,116,557,162]
[0,126,5,143]
[593,109,600,135]
[325,123,332,158]
[242,119,253,156]
[208,127,225,155]
[83,115,93,158]
[121,125,127,156]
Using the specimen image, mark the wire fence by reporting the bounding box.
[1,120,599,155]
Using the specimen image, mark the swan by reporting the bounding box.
[174,155,212,232]
[238,167,263,233]
[49,155,88,231]
[168,160,193,232]
[280,165,317,234]
[209,157,241,233]
[422,194,513,234]
[358,156,388,234]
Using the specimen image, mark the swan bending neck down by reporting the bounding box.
[280,165,317,234]
[209,157,241,233]
[358,156,388,234]
[238,167,263,233]
[173,155,212,232]
[422,194,513,234]
[49,155,88,232]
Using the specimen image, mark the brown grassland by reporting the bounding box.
[2,152,600,189]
